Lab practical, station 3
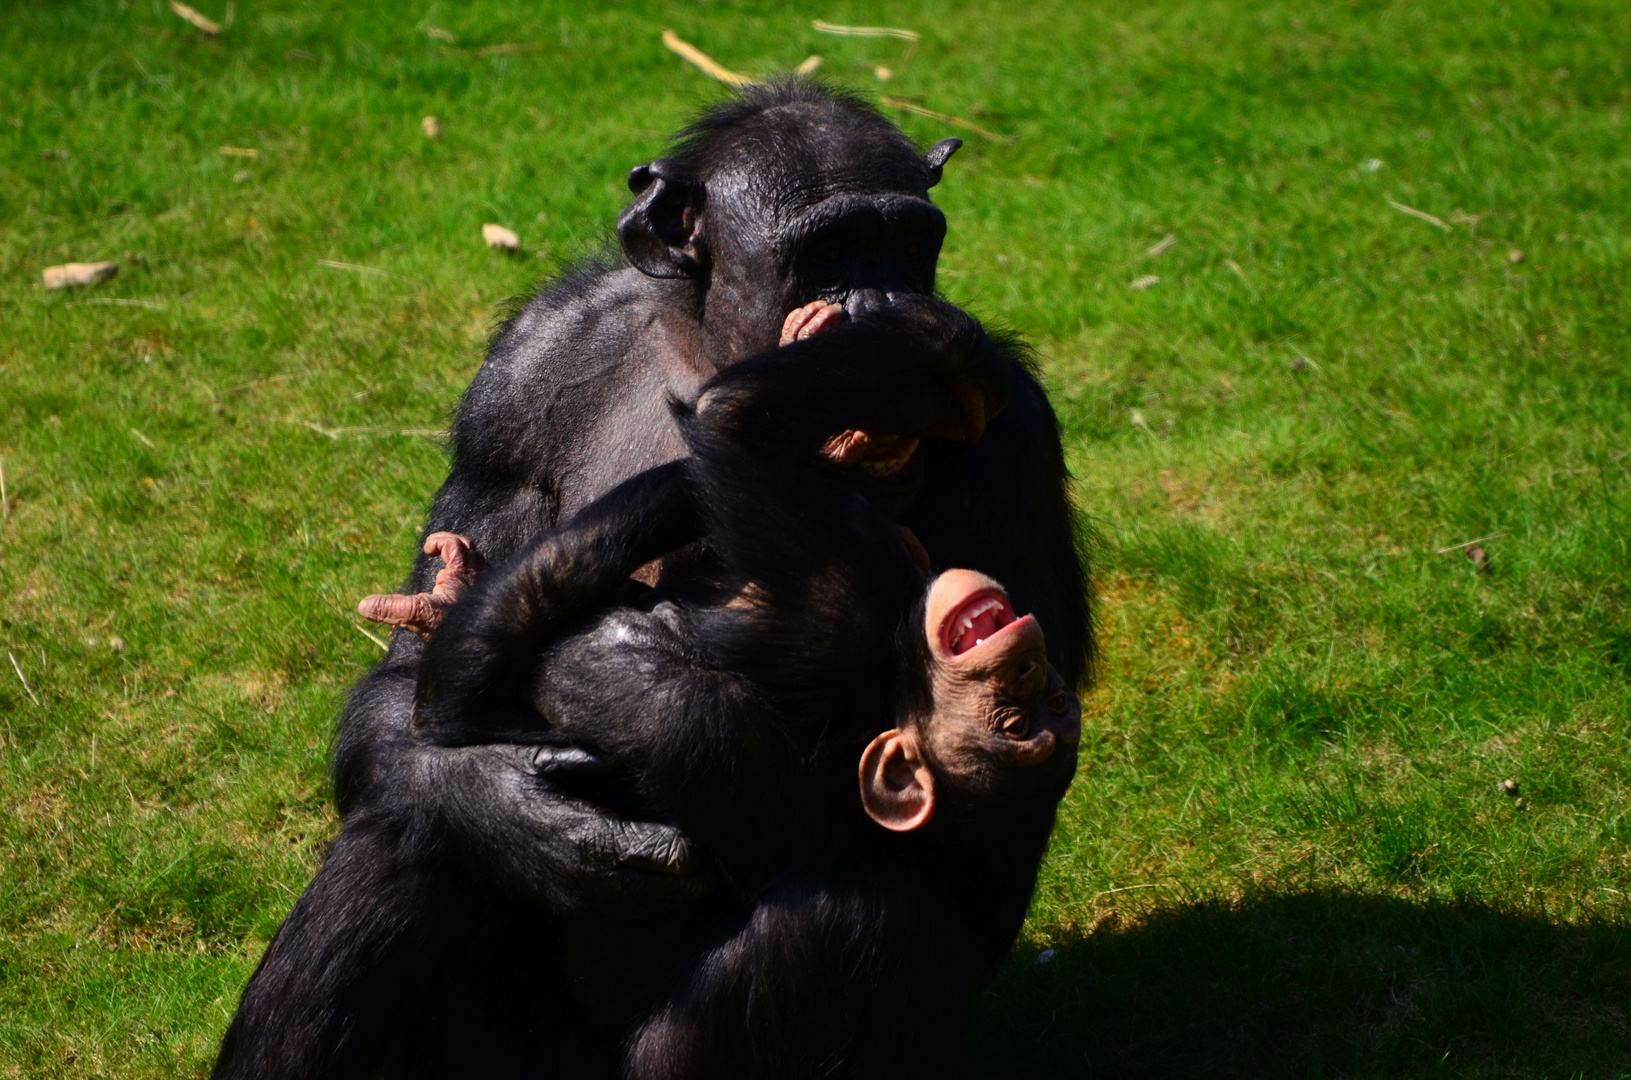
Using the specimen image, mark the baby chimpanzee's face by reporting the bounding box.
[858,570,1081,832]
[919,570,1080,783]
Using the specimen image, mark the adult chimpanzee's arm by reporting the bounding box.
[211,795,447,1080]
[212,738,694,1080]
[336,648,703,908]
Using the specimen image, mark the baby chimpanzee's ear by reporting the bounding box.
[859,729,936,832]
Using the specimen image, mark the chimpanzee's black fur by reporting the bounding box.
[213,80,1089,1078]
[406,297,1079,1078]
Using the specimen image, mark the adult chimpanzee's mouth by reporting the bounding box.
[943,588,1020,656]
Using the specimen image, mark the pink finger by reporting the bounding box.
[359,593,421,625]
[432,566,471,600]
[779,300,829,346]
[797,303,846,340]
[423,531,472,573]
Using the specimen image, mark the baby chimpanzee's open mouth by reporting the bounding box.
[944,589,1017,656]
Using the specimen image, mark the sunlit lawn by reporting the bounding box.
[2,0,1628,1075]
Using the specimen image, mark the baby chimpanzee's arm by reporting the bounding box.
[412,460,700,746]
[411,462,813,863]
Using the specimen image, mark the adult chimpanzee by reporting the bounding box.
[410,296,1082,1077]
[213,80,1088,1077]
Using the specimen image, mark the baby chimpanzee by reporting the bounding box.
[414,296,1081,1078]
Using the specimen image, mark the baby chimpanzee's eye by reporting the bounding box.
[1000,711,1032,739]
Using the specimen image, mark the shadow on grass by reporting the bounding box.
[968,893,1630,1078]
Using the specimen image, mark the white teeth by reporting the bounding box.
[950,595,1014,653]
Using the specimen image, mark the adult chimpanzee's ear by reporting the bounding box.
[859,729,936,832]
[617,160,706,279]
[923,138,963,188]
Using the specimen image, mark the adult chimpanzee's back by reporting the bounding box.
[213,80,1090,1079]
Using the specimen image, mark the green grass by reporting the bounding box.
[2,0,1628,1075]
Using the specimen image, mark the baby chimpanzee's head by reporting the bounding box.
[858,570,1081,832]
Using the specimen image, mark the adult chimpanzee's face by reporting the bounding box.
[702,144,948,361]
[616,104,960,368]
[781,195,946,310]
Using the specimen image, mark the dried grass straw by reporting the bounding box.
[878,97,1011,144]
[662,30,752,87]
[1388,199,1451,231]
[811,20,920,60]
[170,1,221,36]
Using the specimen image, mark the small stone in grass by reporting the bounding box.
[1036,948,1057,965]
[422,116,442,140]
[1129,274,1159,290]
[1288,355,1311,372]
[234,169,250,183]
[109,636,126,653]
[43,262,118,289]
[1361,158,1385,172]
[483,224,520,251]
[1508,249,1525,264]
[874,66,893,81]
[1497,778,1520,798]
[1466,545,1491,574]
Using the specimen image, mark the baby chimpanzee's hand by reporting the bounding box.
[358,532,486,640]
[782,301,928,474]
[779,300,846,345]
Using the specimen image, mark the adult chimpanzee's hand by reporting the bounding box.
[428,740,711,912]
[337,641,712,914]
[527,746,705,884]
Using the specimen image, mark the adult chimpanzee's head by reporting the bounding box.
[859,570,1081,833]
[617,78,962,366]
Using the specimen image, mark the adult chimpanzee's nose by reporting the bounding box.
[844,288,889,317]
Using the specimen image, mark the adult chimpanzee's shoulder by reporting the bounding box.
[460,260,686,444]
[422,261,706,566]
